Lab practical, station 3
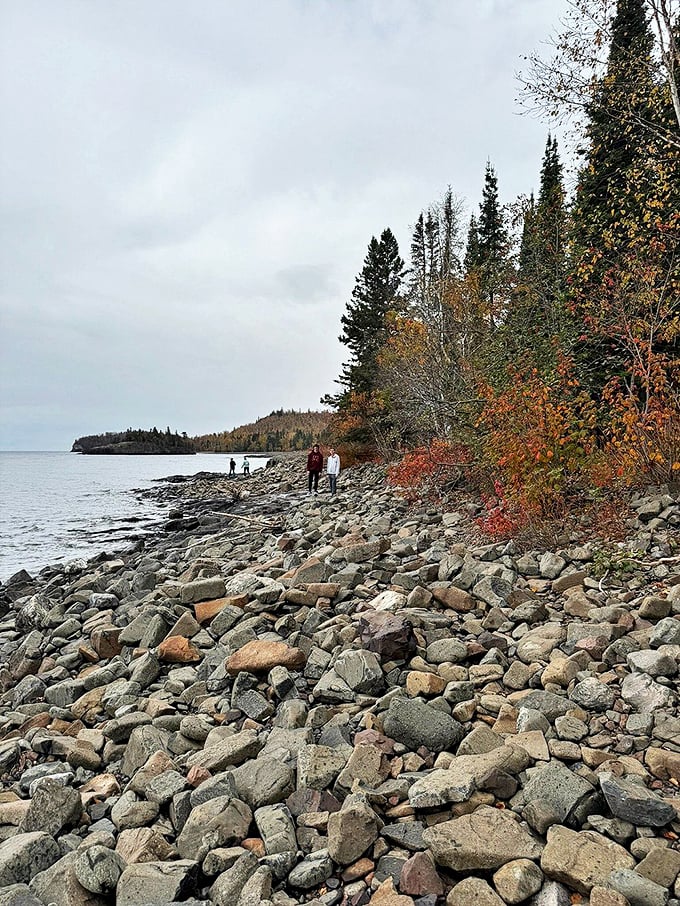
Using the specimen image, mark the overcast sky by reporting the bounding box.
[0,0,568,451]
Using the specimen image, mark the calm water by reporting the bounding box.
[0,452,267,581]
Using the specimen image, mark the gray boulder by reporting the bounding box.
[0,833,61,887]
[383,697,465,753]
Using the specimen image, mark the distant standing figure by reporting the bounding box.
[242,457,250,475]
[229,458,236,477]
[326,447,340,495]
[307,444,323,494]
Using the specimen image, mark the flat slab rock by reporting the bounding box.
[540,824,635,894]
[422,805,543,871]
[225,640,306,674]
[599,771,678,827]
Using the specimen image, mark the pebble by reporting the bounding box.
[0,457,677,905]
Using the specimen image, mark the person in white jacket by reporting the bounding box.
[326,448,340,495]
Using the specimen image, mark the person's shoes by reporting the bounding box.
[314,490,318,495]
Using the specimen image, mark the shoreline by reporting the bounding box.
[0,463,679,904]
[0,452,277,585]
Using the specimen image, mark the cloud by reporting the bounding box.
[0,0,568,449]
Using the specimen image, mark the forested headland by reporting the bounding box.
[72,428,195,455]
[324,0,680,536]
[72,411,332,455]
[192,409,332,452]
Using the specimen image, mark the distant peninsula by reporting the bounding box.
[193,409,332,453]
[71,428,195,455]
[71,410,332,454]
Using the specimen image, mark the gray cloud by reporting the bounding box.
[0,0,568,449]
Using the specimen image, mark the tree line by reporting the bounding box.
[71,427,195,454]
[326,0,679,524]
[192,410,331,453]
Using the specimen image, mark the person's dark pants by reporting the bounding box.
[328,474,337,495]
[308,470,320,492]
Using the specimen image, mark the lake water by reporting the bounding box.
[0,452,268,581]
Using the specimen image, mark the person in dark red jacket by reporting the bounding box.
[307,444,323,494]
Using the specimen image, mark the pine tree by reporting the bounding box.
[329,228,404,404]
[408,188,464,350]
[570,0,679,397]
[476,162,512,324]
[463,215,481,272]
[572,0,655,256]
[516,136,567,334]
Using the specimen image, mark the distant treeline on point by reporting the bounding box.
[71,410,333,454]
[192,409,332,452]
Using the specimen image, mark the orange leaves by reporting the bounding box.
[602,386,680,485]
[475,359,602,518]
[387,441,471,502]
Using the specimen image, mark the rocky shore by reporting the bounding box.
[1,456,679,906]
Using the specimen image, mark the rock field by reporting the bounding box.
[1,457,679,906]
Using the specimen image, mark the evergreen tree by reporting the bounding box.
[517,193,536,279]
[476,162,512,324]
[408,188,464,351]
[516,136,568,334]
[536,135,567,311]
[570,0,679,396]
[328,228,404,405]
[572,0,655,255]
[463,215,481,272]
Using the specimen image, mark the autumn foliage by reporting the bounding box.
[387,440,471,501]
[328,0,679,537]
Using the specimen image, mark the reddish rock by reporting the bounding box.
[78,643,99,663]
[306,582,342,599]
[574,636,608,659]
[91,626,122,659]
[158,636,201,663]
[341,857,374,881]
[187,765,211,787]
[80,773,121,806]
[194,595,248,624]
[226,640,306,674]
[241,838,266,857]
[431,586,476,611]
[370,878,415,905]
[400,852,444,897]
[15,713,51,735]
[358,612,416,661]
[354,729,395,755]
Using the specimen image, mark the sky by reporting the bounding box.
[0,0,569,451]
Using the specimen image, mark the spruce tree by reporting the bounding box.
[504,136,569,370]
[517,136,567,332]
[476,162,512,324]
[570,0,678,395]
[330,228,404,403]
[517,193,536,281]
[463,215,481,272]
[535,135,566,312]
[572,0,655,256]
[408,188,463,349]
